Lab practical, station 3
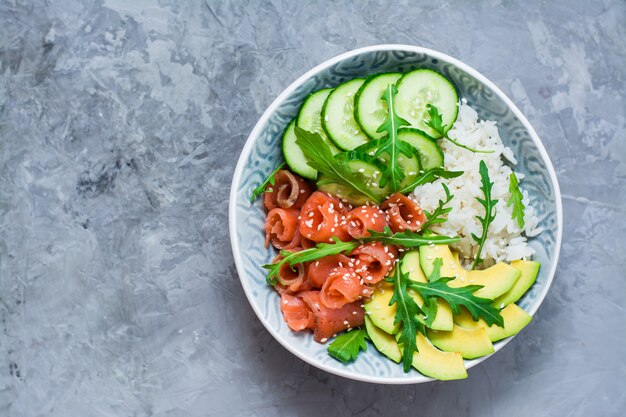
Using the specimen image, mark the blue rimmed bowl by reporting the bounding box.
[229,45,563,384]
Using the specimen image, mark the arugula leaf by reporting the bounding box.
[409,277,504,327]
[387,267,426,372]
[364,227,460,248]
[422,297,438,328]
[263,231,459,286]
[249,162,286,203]
[397,167,463,194]
[425,104,494,154]
[327,329,369,363]
[421,183,455,231]
[263,238,360,285]
[427,258,444,282]
[295,127,383,203]
[373,84,412,192]
[507,172,525,229]
[471,160,498,270]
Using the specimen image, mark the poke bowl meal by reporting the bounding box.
[230,45,562,383]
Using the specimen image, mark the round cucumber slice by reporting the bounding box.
[397,128,444,170]
[296,88,339,154]
[282,119,317,179]
[395,69,459,138]
[354,72,403,140]
[322,78,370,150]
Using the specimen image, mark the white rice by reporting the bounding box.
[413,101,543,266]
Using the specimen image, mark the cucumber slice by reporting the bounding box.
[317,154,388,205]
[395,69,459,138]
[296,89,339,154]
[282,119,317,180]
[354,73,403,140]
[397,128,444,170]
[322,79,370,150]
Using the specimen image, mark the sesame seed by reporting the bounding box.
[321,338,328,343]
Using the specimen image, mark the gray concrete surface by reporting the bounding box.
[1,0,625,416]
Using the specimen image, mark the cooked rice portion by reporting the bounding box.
[413,101,542,266]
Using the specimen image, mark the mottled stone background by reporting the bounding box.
[1,0,625,416]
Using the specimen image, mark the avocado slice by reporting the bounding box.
[419,244,521,300]
[427,325,495,359]
[411,333,467,380]
[493,260,540,307]
[364,282,399,334]
[401,250,454,331]
[364,316,402,363]
[454,304,532,342]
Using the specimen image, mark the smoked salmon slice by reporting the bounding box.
[306,254,352,288]
[280,293,314,331]
[350,242,398,285]
[272,252,310,294]
[344,205,388,239]
[381,193,427,233]
[299,192,351,243]
[264,170,313,211]
[299,291,365,343]
[320,267,367,309]
[265,208,301,249]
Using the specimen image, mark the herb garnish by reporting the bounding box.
[408,264,504,327]
[397,167,463,194]
[507,172,525,229]
[471,161,498,270]
[263,238,359,285]
[365,227,460,248]
[295,127,383,203]
[386,267,426,372]
[249,162,286,203]
[327,328,369,363]
[426,104,493,154]
[263,232,460,285]
[421,183,454,232]
[373,84,413,192]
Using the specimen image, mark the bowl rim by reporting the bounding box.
[229,44,563,384]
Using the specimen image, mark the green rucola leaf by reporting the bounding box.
[327,329,369,363]
[409,275,504,328]
[363,227,460,248]
[373,84,413,192]
[263,238,360,285]
[507,172,526,229]
[471,160,498,270]
[421,183,455,231]
[425,104,494,154]
[397,168,463,194]
[386,267,426,372]
[249,162,286,203]
[294,127,382,203]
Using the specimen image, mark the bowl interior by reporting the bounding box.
[230,46,560,383]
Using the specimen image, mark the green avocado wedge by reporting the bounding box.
[493,260,540,307]
[364,316,402,363]
[427,325,495,360]
[363,282,399,335]
[411,333,468,380]
[454,304,533,342]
